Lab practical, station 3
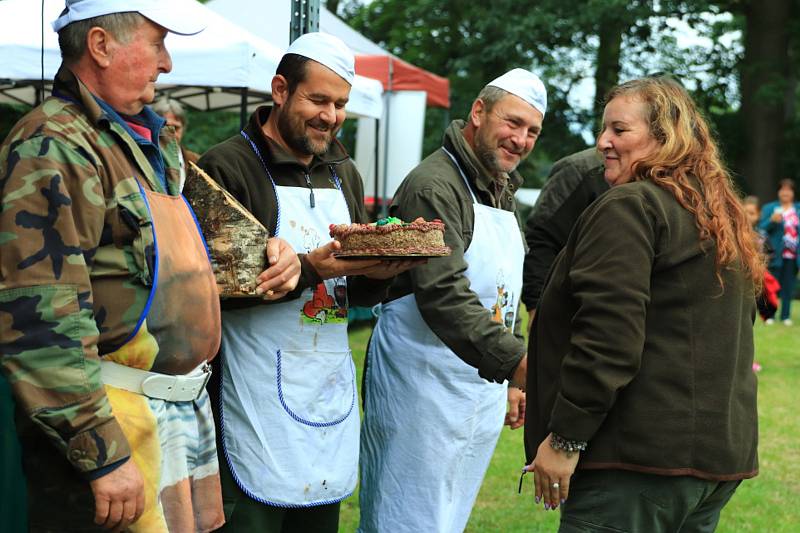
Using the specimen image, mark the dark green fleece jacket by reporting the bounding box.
[525,179,758,481]
[386,120,527,384]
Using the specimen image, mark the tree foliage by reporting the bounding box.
[341,0,799,195]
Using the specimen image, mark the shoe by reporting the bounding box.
[752,362,762,373]
[783,319,793,326]
[765,318,775,325]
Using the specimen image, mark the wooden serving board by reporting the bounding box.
[183,161,269,297]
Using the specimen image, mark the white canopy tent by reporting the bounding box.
[0,0,383,119]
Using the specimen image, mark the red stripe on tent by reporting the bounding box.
[355,55,450,109]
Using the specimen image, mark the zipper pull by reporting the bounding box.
[304,172,315,208]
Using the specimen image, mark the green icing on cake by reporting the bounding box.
[375,216,405,226]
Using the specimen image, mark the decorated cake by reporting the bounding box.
[330,217,451,258]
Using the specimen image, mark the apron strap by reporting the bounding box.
[241,130,282,236]
[441,147,479,204]
[240,130,346,237]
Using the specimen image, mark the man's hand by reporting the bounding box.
[510,355,527,391]
[89,459,145,531]
[504,387,526,429]
[306,240,427,281]
[256,237,301,300]
[305,240,383,279]
[361,258,427,280]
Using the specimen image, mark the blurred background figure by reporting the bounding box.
[153,97,198,190]
[744,196,779,329]
[758,179,800,326]
[521,148,606,331]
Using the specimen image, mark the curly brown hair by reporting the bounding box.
[604,76,764,290]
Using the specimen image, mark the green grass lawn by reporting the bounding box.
[341,305,800,532]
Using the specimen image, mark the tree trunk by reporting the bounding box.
[594,17,625,120]
[738,0,793,200]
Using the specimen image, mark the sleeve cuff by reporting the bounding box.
[478,347,524,384]
[84,456,130,481]
[549,391,608,442]
[297,254,322,290]
[66,418,132,474]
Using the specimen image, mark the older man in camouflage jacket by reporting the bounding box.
[0,2,298,532]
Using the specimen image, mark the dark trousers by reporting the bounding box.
[217,451,341,533]
[559,470,741,533]
[770,259,799,320]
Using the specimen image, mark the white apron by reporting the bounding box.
[358,148,525,533]
[218,149,358,507]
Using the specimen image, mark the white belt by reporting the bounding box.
[100,360,212,402]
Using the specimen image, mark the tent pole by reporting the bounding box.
[373,117,380,220]
[380,58,394,218]
[240,88,249,130]
[291,0,320,41]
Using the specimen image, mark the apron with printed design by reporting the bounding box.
[359,148,525,533]
[102,183,223,533]
[219,158,358,507]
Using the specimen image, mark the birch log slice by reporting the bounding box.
[184,161,269,297]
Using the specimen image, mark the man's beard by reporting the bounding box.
[276,101,336,158]
[474,130,520,175]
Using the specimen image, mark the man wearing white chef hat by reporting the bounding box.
[358,68,546,532]
[199,32,421,532]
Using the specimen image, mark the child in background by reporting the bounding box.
[744,196,780,372]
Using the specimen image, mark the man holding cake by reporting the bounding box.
[198,33,419,532]
[358,68,545,532]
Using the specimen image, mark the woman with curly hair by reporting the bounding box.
[522,76,763,532]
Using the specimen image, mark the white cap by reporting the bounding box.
[486,68,547,116]
[52,0,206,35]
[286,32,355,85]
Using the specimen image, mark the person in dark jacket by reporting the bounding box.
[523,76,762,533]
[521,148,607,326]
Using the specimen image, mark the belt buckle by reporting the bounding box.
[196,362,212,400]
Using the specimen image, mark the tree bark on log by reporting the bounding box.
[183,161,269,297]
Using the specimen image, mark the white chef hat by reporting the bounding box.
[52,0,206,35]
[486,68,547,116]
[286,32,355,85]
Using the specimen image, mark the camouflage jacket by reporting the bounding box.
[0,67,182,475]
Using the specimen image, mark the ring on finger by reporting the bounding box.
[551,482,560,489]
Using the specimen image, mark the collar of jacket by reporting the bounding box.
[53,66,165,136]
[52,65,173,194]
[442,119,524,198]
[246,105,351,171]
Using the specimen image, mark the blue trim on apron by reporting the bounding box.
[119,177,160,346]
[181,194,213,263]
[217,347,357,508]
[275,349,357,427]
